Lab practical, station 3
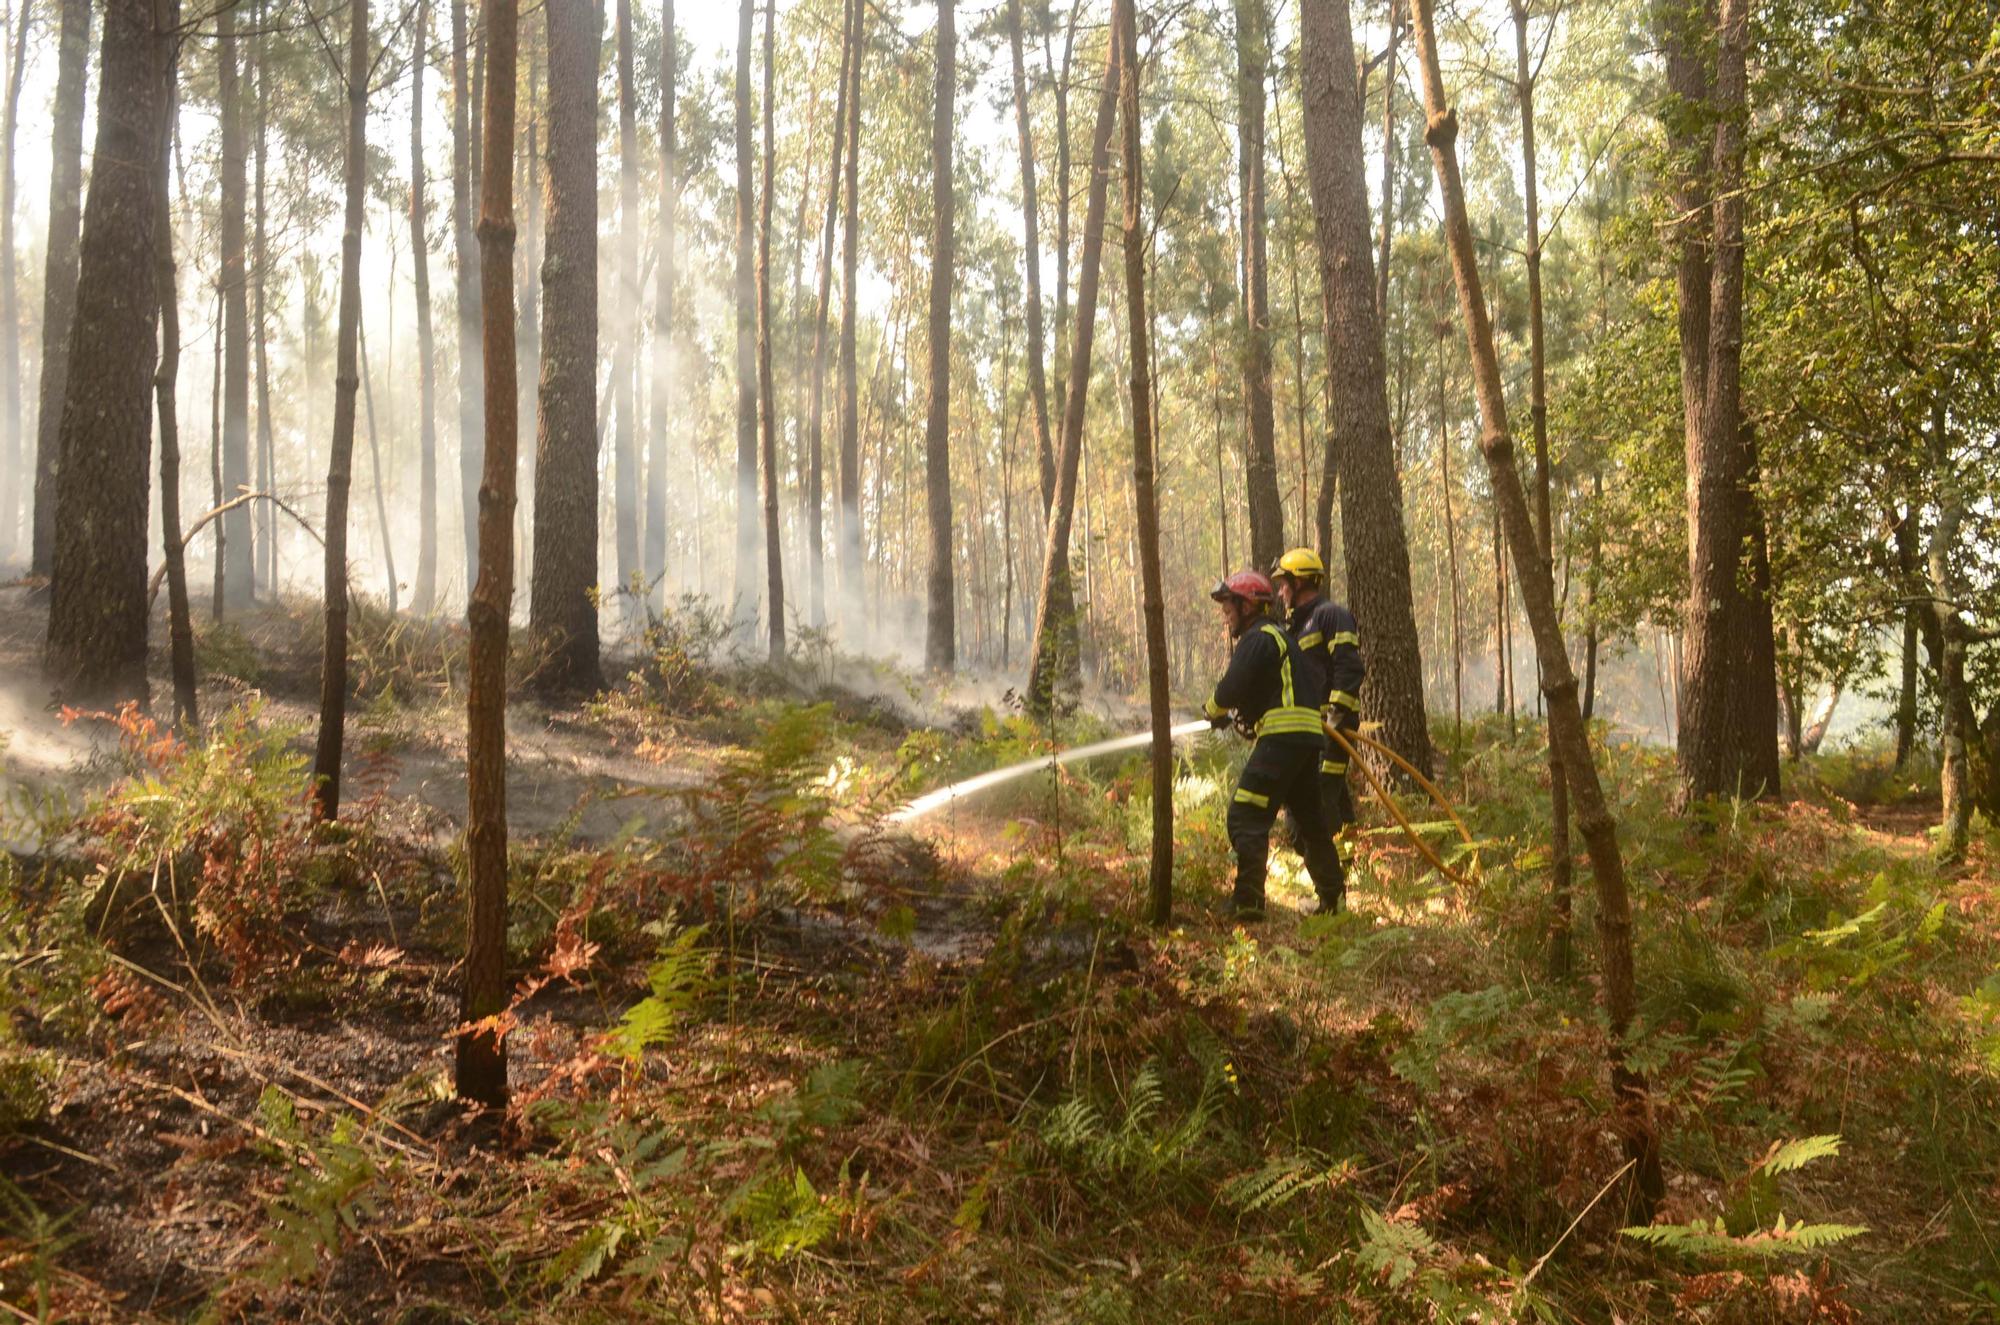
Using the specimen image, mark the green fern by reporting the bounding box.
[1221,1150,1353,1215]
[1357,1207,1440,1287]
[608,924,711,1060]
[1763,1134,1844,1174]
[726,1162,856,1263]
[1621,1212,1867,1259]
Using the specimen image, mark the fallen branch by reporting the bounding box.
[147,490,325,607]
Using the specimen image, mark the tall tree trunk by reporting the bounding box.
[528,0,602,691]
[154,65,195,730]
[1409,0,1663,1210]
[515,45,538,581]
[1671,0,1779,801]
[646,0,674,611]
[1116,0,1170,926]
[458,0,519,1111]
[253,5,276,595]
[453,0,483,596]
[922,0,955,673]
[1514,0,1570,976]
[311,0,369,819]
[613,0,639,608]
[756,0,783,661]
[31,0,88,578]
[1300,0,1434,777]
[219,2,253,604]
[803,0,851,629]
[1007,0,1078,685]
[1583,466,1600,719]
[1234,0,1283,569]
[1047,2,1077,428]
[46,0,173,701]
[412,0,440,613]
[835,0,864,623]
[1374,0,1398,321]
[1892,505,1919,768]
[358,323,398,613]
[1023,0,1119,716]
[730,0,759,628]
[0,0,27,557]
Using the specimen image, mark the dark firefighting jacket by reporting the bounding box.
[1203,611,1329,741]
[1288,594,1366,720]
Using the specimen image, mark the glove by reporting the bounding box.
[1204,693,1229,729]
[1209,711,1231,731]
[1232,713,1258,741]
[1331,704,1360,733]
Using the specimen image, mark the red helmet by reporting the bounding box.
[1209,570,1274,605]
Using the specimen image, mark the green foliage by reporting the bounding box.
[1623,1134,1866,1262]
[249,1088,384,1288]
[1219,1150,1354,1216]
[725,1162,859,1264]
[1038,1062,1223,1191]
[1390,985,1519,1092]
[1356,1207,1441,1288]
[1772,872,1947,991]
[607,923,712,1060]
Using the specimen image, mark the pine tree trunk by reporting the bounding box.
[515,47,539,580]
[30,0,87,578]
[458,0,519,1111]
[358,323,398,614]
[1409,0,1662,1210]
[613,0,640,609]
[1235,0,1283,570]
[1023,0,1119,717]
[253,6,277,595]
[1300,0,1434,778]
[412,0,440,613]
[1893,506,1918,768]
[153,63,196,730]
[803,0,851,629]
[730,0,759,628]
[756,0,783,661]
[46,0,172,702]
[528,0,602,692]
[646,0,674,610]
[0,0,27,557]
[219,3,253,604]
[1115,0,1170,926]
[1670,0,1779,801]
[311,0,369,819]
[1375,0,1398,322]
[922,0,955,673]
[453,0,483,597]
[835,0,864,623]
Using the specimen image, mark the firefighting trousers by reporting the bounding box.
[1321,738,1358,870]
[1226,735,1345,912]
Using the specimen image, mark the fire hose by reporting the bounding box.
[1324,720,1478,890]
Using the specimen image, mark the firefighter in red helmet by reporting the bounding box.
[1204,570,1345,919]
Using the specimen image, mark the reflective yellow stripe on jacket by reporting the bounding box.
[1255,623,1324,738]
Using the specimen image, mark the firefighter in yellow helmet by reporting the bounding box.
[1271,547,1365,910]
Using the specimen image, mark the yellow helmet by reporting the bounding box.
[1274,547,1326,582]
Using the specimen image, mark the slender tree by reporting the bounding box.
[1299,0,1433,777]
[1408,0,1663,1209]
[922,0,956,672]
[835,0,864,623]
[756,0,783,661]
[528,0,602,691]
[646,0,675,608]
[412,0,441,613]
[453,0,483,593]
[31,0,88,577]
[0,0,28,555]
[613,0,639,605]
[730,0,759,627]
[253,3,276,593]
[1374,0,1398,322]
[311,0,369,818]
[1234,0,1283,568]
[154,66,195,730]
[458,0,519,1111]
[218,2,252,603]
[1023,0,1120,716]
[803,0,852,627]
[47,0,174,700]
[1116,0,1170,927]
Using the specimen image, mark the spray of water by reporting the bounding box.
[887,718,1216,824]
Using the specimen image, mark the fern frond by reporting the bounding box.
[1762,1134,1843,1174]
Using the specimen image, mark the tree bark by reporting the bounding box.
[646,0,675,611]
[46,0,173,702]
[528,0,602,692]
[1409,0,1662,1210]
[453,0,483,596]
[922,0,955,673]
[31,0,88,578]
[756,0,783,661]
[0,0,27,556]
[1514,0,1570,977]
[1300,0,1433,777]
[1116,0,1170,927]
[1671,0,1780,801]
[613,0,640,607]
[1892,506,1919,768]
[457,0,519,1111]
[1235,0,1283,570]
[835,0,863,623]
[730,0,759,628]
[310,0,369,818]
[803,0,851,629]
[357,322,398,614]
[1023,0,1120,716]
[154,64,195,730]
[412,0,440,613]
[1374,0,1398,322]
[253,5,276,594]
[218,2,253,604]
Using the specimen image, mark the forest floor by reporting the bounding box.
[1,590,1998,1322]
